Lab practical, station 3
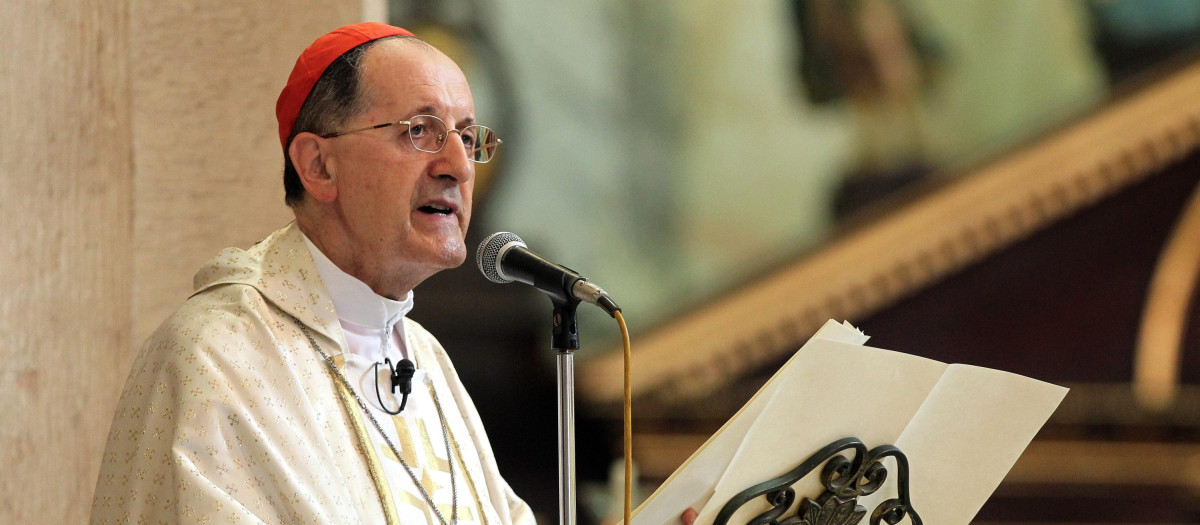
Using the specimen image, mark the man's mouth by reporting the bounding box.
[418,203,454,216]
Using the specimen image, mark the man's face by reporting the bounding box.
[322,40,476,294]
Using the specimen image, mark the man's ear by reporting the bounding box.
[289,132,338,203]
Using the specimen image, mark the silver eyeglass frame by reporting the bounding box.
[318,113,501,163]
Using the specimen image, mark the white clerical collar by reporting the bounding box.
[300,231,413,331]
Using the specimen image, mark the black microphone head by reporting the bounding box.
[477,232,526,283]
[395,358,415,376]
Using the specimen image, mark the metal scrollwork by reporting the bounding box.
[714,437,921,525]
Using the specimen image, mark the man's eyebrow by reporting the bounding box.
[410,105,475,126]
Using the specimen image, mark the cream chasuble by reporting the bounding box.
[301,233,489,524]
[91,223,534,524]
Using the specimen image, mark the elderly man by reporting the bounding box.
[91,23,532,524]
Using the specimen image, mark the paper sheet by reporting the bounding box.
[628,321,868,525]
[630,320,1067,525]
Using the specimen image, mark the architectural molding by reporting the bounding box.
[580,61,1200,410]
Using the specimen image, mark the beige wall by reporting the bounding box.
[0,2,131,522]
[0,1,365,522]
[129,1,360,342]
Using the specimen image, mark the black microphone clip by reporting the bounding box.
[375,357,416,415]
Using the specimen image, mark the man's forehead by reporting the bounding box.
[363,39,461,83]
[360,40,474,117]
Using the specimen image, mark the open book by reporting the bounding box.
[631,320,1068,525]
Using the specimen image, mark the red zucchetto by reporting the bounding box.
[275,22,415,151]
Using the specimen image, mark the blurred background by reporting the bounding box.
[399,1,1200,522]
[6,0,1200,523]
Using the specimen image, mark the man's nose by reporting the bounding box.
[433,131,474,183]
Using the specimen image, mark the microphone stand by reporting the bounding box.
[550,295,581,525]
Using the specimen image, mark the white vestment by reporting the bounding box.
[91,223,534,524]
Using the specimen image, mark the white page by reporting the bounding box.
[630,320,868,525]
[693,343,948,525]
[884,364,1068,523]
[632,322,1065,525]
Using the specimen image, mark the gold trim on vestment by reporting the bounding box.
[446,410,488,525]
[409,326,491,525]
[332,353,401,525]
[395,380,489,524]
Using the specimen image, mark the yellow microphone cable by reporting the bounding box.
[615,310,632,525]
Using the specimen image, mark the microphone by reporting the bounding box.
[375,357,415,415]
[477,232,620,317]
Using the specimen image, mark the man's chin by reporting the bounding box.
[401,234,468,274]
[434,240,468,269]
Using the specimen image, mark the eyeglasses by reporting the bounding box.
[319,114,502,163]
